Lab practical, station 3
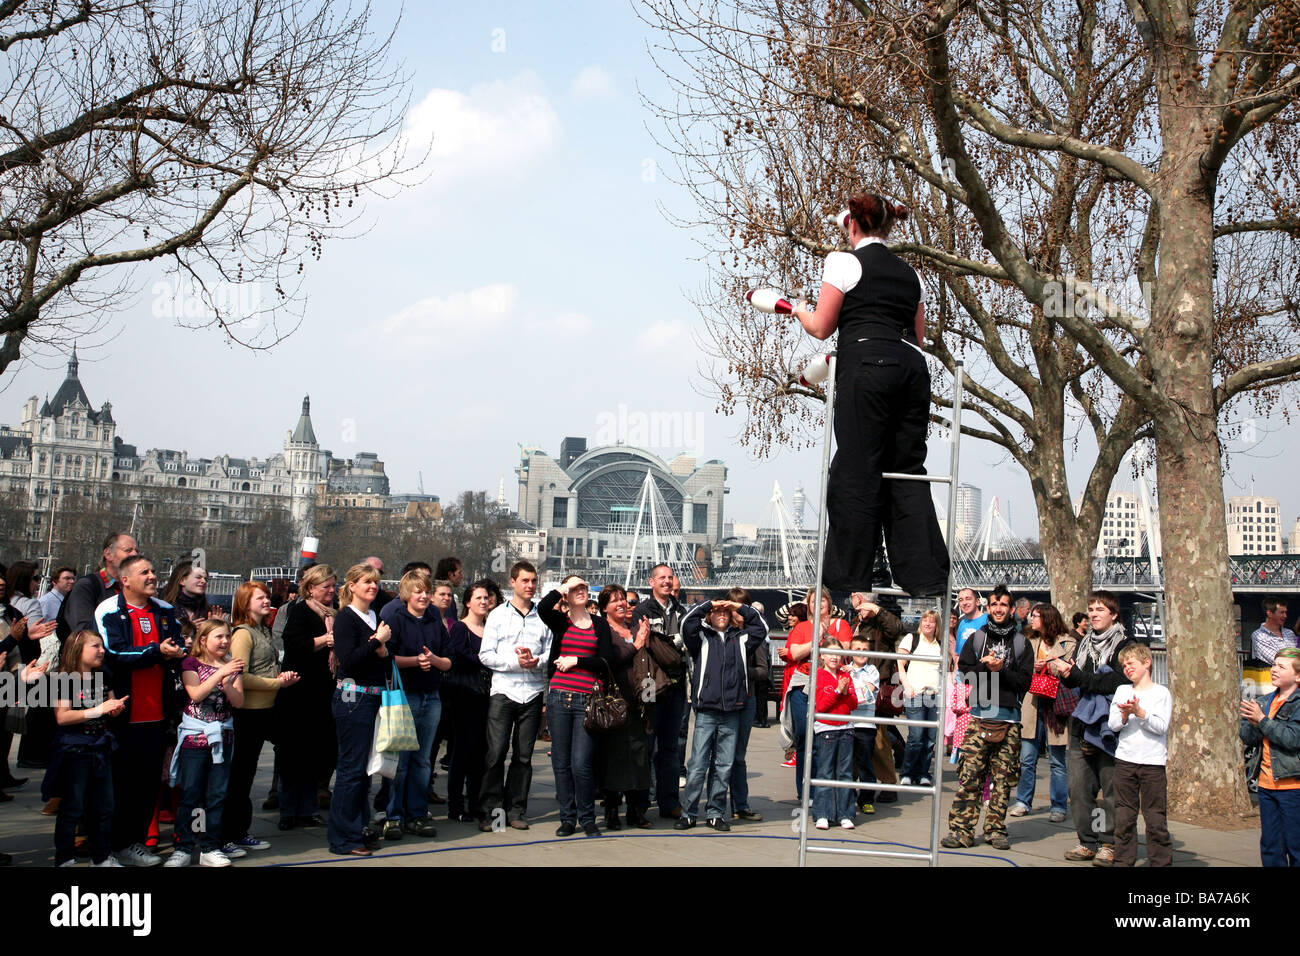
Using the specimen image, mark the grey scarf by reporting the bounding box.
[1079,622,1126,671]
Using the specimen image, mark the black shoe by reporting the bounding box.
[732,809,763,822]
[673,816,695,830]
[630,811,653,829]
[556,822,576,837]
[262,793,279,811]
[0,776,27,790]
[361,827,380,849]
[582,822,601,837]
[605,810,623,831]
[452,811,476,823]
[705,817,731,832]
[278,818,295,831]
[296,814,324,828]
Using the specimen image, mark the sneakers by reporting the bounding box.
[198,849,233,868]
[1064,843,1097,861]
[859,803,875,815]
[899,776,913,786]
[673,817,695,830]
[919,776,933,787]
[91,857,123,867]
[705,817,731,832]
[781,755,797,768]
[219,842,248,859]
[986,833,1011,850]
[1008,803,1029,817]
[840,819,855,830]
[382,820,404,841]
[1093,844,1115,866]
[732,809,762,822]
[164,849,192,867]
[57,859,77,867]
[940,832,973,848]
[116,843,161,867]
[1049,810,1068,823]
[229,836,271,851]
[814,818,829,830]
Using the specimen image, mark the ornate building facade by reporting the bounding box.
[0,351,389,555]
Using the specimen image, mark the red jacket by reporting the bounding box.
[780,618,854,707]
[813,666,858,727]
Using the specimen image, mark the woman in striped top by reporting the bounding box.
[537,576,615,837]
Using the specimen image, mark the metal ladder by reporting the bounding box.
[796,355,965,866]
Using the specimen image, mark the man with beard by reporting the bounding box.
[941,585,1033,850]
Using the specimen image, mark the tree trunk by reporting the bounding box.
[1151,168,1252,818]
[1036,496,1094,621]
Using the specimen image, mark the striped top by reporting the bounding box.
[550,621,599,694]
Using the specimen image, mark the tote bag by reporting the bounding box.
[376,665,419,753]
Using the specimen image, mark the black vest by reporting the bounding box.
[837,243,922,345]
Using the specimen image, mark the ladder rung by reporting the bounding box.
[880,472,952,484]
[812,712,942,729]
[809,777,938,793]
[816,648,945,662]
[807,845,933,861]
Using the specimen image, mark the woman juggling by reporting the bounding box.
[790,194,948,598]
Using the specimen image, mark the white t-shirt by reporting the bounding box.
[1108,683,1172,766]
[898,632,943,693]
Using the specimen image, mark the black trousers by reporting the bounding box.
[222,706,277,842]
[445,684,488,817]
[109,720,164,853]
[824,340,949,595]
[478,693,543,821]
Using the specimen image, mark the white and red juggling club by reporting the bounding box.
[746,287,797,315]
[798,354,831,387]
[831,208,852,233]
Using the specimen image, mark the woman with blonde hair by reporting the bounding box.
[328,563,392,856]
[275,563,337,830]
[897,609,944,787]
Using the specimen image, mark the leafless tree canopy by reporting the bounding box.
[0,0,412,372]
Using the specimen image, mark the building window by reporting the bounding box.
[553,497,568,526]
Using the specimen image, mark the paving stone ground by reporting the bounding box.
[1,715,1262,868]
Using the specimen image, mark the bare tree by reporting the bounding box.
[643,0,1300,818]
[0,0,412,371]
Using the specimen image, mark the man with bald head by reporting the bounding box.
[57,532,139,640]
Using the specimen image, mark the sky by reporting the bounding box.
[1,0,1289,548]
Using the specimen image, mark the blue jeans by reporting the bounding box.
[682,709,741,821]
[328,688,380,853]
[1259,787,1300,866]
[706,691,756,813]
[650,682,687,813]
[812,730,854,821]
[176,745,231,853]
[787,687,808,799]
[54,748,114,865]
[548,689,597,826]
[901,698,938,780]
[1016,713,1068,812]
[387,689,442,824]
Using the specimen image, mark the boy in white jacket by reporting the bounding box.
[1107,643,1172,867]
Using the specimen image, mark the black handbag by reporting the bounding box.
[583,659,629,734]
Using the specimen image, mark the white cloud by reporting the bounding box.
[634,319,689,353]
[548,311,593,334]
[381,283,517,338]
[570,65,615,100]
[401,72,560,189]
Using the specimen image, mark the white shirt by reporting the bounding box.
[898,632,942,693]
[1108,683,1172,766]
[478,599,553,703]
[849,663,880,728]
